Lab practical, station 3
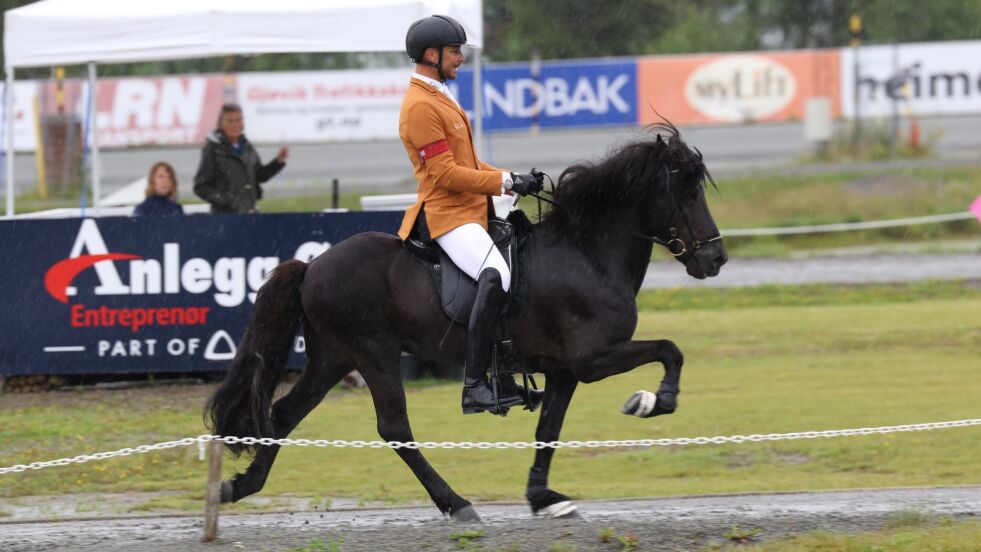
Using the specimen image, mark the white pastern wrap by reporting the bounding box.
[541,500,578,518]
[621,390,657,418]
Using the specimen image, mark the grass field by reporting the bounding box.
[2,281,979,513]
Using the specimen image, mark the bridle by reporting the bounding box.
[633,166,722,258]
[523,162,722,258]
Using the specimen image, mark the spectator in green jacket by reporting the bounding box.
[193,103,289,213]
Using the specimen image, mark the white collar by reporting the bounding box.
[412,72,447,90]
[412,73,461,109]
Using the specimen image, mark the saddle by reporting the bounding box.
[402,215,526,325]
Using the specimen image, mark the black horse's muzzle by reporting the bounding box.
[684,239,727,279]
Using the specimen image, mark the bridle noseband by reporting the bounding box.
[641,226,723,257]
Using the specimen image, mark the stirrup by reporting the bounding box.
[462,378,523,416]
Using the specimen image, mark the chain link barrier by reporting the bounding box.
[2,418,979,475]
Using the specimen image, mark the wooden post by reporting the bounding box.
[202,440,224,542]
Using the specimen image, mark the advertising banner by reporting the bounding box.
[46,74,228,148]
[0,81,40,152]
[637,50,840,125]
[236,69,409,143]
[841,40,981,118]
[453,59,638,131]
[0,212,401,375]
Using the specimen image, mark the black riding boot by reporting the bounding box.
[462,269,524,415]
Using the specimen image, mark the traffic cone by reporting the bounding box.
[908,119,920,150]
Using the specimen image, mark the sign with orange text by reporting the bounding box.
[637,50,841,125]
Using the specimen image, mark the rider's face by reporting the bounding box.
[428,45,465,80]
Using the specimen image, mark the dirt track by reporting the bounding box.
[1,486,978,551]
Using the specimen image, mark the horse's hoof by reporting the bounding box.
[621,390,658,418]
[451,505,482,523]
[219,480,234,503]
[539,500,579,519]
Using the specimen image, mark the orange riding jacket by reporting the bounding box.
[397,78,505,240]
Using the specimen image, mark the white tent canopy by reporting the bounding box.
[3,0,485,216]
[4,0,483,67]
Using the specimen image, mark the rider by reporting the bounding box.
[398,15,543,415]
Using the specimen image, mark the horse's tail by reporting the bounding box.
[205,259,307,457]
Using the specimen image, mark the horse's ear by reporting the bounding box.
[656,134,665,145]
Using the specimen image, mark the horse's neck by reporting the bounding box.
[580,216,655,295]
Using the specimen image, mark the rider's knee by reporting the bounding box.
[479,266,510,292]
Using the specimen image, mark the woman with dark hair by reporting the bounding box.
[193,103,289,214]
[133,161,184,216]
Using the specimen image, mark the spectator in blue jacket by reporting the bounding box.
[133,161,184,216]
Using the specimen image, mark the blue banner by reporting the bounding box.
[0,213,402,375]
[453,59,638,131]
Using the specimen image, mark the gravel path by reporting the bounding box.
[643,251,981,289]
[1,486,978,551]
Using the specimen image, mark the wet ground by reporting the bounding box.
[1,486,978,551]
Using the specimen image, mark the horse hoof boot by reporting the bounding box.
[219,480,234,503]
[539,500,579,519]
[451,505,482,523]
[621,390,658,418]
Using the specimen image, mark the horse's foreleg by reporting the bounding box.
[225,335,347,503]
[526,368,579,518]
[360,358,479,522]
[578,339,683,416]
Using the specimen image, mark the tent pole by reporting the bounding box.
[473,48,483,159]
[4,68,14,218]
[87,62,101,216]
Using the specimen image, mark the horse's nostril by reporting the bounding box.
[715,252,728,268]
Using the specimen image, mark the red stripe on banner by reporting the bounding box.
[418,140,449,163]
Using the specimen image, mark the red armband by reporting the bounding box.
[418,140,450,164]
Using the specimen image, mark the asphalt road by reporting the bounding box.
[7,114,981,197]
[643,250,981,289]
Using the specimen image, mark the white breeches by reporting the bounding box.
[435,223,511,291]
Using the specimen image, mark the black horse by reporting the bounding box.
[206,122,728,521]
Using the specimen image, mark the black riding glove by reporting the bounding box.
[509,171,544,196]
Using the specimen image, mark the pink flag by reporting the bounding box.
[972,194,981,224]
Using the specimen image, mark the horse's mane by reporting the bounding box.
[538,121,714,248]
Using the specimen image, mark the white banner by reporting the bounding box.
[842,40,981,118]
[236,69,409,143]
[0,81,40,152]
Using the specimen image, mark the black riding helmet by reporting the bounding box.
[405,15,467,81]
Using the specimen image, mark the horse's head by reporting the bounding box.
[542,120,728,280]
[645,125,728,279]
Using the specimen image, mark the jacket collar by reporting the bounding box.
[207,129,249,148]
[408,77,470,125]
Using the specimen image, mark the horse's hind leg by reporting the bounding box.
[224,330,348,503]
[355,344,479,522]
[526,368,580,518]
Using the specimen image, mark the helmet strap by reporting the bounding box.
[437,47,448,82]
[418,47,448,82]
